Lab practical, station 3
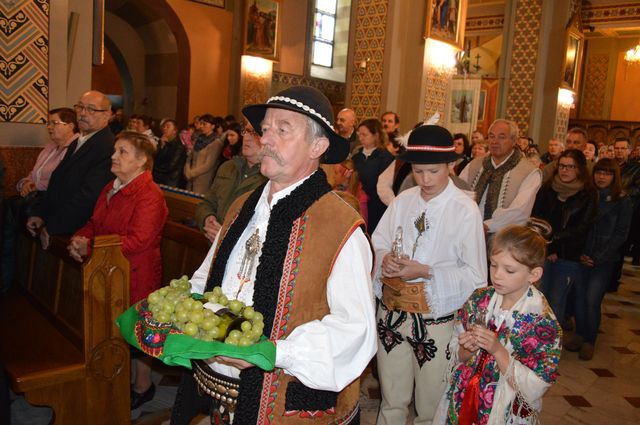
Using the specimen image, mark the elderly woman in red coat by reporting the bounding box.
[68,131,168,410]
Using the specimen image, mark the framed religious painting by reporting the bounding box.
[560,18,584,91]
[424,0,467,50]
[445,77,481,136]
[243,0,281,61]
[477,90,487,122]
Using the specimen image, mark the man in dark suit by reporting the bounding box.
[26,90,115,248]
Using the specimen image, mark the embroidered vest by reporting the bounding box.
[213,190,365,424]
[464,155,538,216]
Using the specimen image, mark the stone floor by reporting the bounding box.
[10,259,640,424]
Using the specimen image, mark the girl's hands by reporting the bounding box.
[472,326,504,356]
[459,330,479,353]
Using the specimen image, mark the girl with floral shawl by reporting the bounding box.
[434,223,562,425]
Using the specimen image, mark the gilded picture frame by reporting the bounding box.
[560,26,584,91]
[424,0,467,50]
[243,0,281,61]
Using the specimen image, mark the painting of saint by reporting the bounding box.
[244,0,280,60]
[451,89,474,124]
[562,35,580,89]
[429,0,460,45]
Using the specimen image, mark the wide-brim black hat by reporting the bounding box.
[398,125,459,164]
[242,86,349,164]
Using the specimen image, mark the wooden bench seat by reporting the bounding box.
[0,234,131,424]
[1,187,210,423]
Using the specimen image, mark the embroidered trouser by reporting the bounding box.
[376,304,454,425]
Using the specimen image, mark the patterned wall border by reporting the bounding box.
[349,0,388,120]
[465,14,504,34]
[271,71,346,111]
[272,71,345,97]
[504,0,543,137]
[582,3,640,25]
[0,0,49,123]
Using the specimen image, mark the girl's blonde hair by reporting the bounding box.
[490,219,551,269]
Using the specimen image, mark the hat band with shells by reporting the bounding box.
[267,95,335,131]
[405,145,456,152]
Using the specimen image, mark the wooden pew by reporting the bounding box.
[160,185,204,224]
[161,220,210,284]
[158,186,210,282]
[0,234,131,425]
[0,187,210,423]
[0,146,43,198]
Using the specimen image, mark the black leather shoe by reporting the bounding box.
[131,383,155,410]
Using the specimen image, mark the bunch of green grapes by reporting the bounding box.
[202,287,265,346]
[146,280,264,346]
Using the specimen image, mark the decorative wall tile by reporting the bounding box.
[581,53,609,120]
[583,3,640,25]
[505,0,543,136]
[349,0,388,120]
[0,0,49,123]
[554,102,571,142]
[271,71,345,109]
[422,67,450,122]
[465,14,504,34]
[241,72,271,108]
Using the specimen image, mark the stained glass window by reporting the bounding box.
[312,0,337,68]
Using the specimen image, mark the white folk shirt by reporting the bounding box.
[190,176,377,391]
[372,180,488,318]
[459,151,542,234]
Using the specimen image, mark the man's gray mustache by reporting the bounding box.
[259,148,285,166]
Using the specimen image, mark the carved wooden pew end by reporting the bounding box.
[0,234,131,425]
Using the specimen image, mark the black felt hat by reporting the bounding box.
[242,86,349,164]
[398,125,459,164]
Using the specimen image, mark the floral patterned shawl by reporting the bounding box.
[433,286,562,425]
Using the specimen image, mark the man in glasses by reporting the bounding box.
[459,119,542,237]
[194,121,267,242]
[26,91,115,247]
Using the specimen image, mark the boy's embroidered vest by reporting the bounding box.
[465,156,537,215]
[215,190,365,424]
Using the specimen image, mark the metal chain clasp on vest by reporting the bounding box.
[235,228,261,298]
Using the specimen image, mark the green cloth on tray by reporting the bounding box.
[115,300,275,371]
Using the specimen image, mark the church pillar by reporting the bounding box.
[421,41,457,124]
[239,56,273,107]
[349,0,390,121]
[350,0,458,132]
[500,0,576,148]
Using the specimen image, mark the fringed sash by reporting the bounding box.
[473,152,521,220]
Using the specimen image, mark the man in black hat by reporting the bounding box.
[372,125,487,425]
[171,86,376,424]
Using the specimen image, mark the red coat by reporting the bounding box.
[74,170,168,304]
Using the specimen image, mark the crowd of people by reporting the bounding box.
[1,85,639,425]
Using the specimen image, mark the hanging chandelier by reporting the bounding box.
[624,41,640,65]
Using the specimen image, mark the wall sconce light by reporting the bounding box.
[424,39,457,74]
[358,57,371,71]
[241,55,272,77]
[558,88,575,108]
